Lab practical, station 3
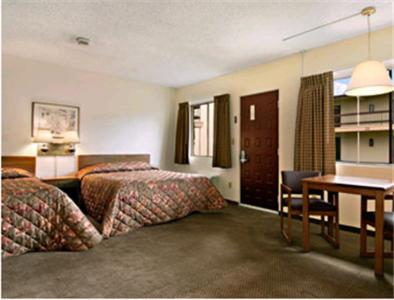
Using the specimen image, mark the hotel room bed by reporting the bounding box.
[1,157,102,257]
[77,155,226,238]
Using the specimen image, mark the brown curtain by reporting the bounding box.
[212,94,232,168]
[174,102,189,164]
[294,72,336,175]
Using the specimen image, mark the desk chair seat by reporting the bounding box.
[364,212,394,232]
[283,197,337,212]
[360,194,393,258]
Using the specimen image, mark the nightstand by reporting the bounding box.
[41,176,84,211]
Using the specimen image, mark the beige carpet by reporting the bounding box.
[2,205,393,298]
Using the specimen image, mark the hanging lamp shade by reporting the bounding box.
[346,60,394,97]
[345,7,394,97]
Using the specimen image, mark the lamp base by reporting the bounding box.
[37,143,76,156]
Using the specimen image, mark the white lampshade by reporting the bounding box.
[62,131,80,144]
[31,129,53,143]
[346,60,394,97]
[32,130,80,144]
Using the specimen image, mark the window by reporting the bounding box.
[192,102,214,156]
[334,77,351,96]
[334,69,393,164]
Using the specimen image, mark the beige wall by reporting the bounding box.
[2,55,176,177]
[171,26,394,228]
[359,132,390,163]
[337,95,389,113]
[336,94,389,128]
[339,132,358,162]
[338,132,389,163]
[360,94,390,111]
[336,94,391,163]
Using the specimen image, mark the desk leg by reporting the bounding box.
[360,196,368,257]
[327,192,335,238]
[374,191,384,277]
[303,183,310,252]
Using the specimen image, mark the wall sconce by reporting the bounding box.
[39,143,49,153]
[67,143,76,154]
[32,130,80,156]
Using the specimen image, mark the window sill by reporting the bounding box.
[336,161,393,168]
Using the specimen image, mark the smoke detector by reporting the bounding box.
[75,36,90,46]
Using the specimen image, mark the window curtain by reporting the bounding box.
[174,102,189,164]
[294,71,336,175]
[212,94,232,168]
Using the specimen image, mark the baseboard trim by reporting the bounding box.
[225,199,278,215]
[225,199,239,205]
[228,201,378,237]
[239,203,278,215]
[279,212,378,237]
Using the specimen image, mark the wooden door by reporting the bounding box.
[240,90,279,210]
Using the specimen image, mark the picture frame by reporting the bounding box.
[31,101,80,144]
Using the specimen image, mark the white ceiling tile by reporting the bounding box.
[3,0,393,87]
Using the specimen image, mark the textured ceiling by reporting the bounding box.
[3,0,393,87]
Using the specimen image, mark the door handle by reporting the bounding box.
[240,150,248,164]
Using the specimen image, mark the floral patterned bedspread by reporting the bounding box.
[79,167,226,238]
[2,177,102,257]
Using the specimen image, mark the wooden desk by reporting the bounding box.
[302,175,394,277]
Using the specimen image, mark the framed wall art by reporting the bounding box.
[31,101,80,144]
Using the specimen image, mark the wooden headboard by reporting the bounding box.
[2,156,36,174]
[78,154,150,170]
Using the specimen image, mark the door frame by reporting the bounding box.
[239,89,279,211]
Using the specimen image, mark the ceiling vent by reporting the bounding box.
[75,36,90,46]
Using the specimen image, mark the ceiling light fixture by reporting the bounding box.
[345,7,393,97]
[283,6,393,97]
[76,36,90,46]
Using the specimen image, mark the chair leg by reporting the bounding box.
[280,203,284,231]
[321,193,340,249]
[361,236,394,258]
[327,192,334,238]
[280,209,292,246]
[321,214,339,249]
[360,196,368,257]
[320,215,325,235]
[286,208,292,246]
[334,193,340,248]
[327,218,334,238]
[335,212,340,249]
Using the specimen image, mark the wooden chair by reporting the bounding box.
[360,194,394,258]
[280,171,340,248]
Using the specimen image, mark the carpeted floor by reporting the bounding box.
[2,205,393,298]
